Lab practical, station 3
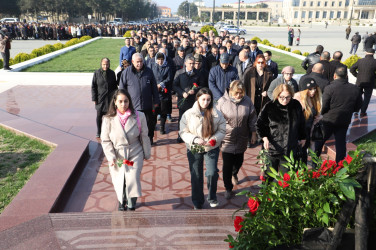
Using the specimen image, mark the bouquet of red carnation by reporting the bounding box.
[178,83,199,108]
[117,158,134,168]
[208,139,216,147]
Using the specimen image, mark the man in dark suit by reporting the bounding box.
[299,63,329,93]
[350,48,376,117]
[235,49,252,82]
[225,40,237,65]
[264,50,278,80]
[315,67,362,163]
[206,46,220,71]
[248,40,263,64]
[173,46,185,73]
[329,51,347,82]
[91,58,118,138]
[307,51,332,80]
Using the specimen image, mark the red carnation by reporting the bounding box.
[234,216,244,232]
[164,88,168,93]
[283,173,291,182]
[152,110,155,113]
[344,155,353,164]
[229,243,234,249]
[260,175,266,182]
[278,180,290,188]
[209,139,216,146]
[193,83,198,88]
[128,161,134,166]
[123,159,129,165]
[247,197,260,215]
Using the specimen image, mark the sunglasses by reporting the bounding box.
[257,61,264,64]
[278,96,291,101]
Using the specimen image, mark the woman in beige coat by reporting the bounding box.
[101,89,151,211]
[217,81,257,199]
[180,88,226,209]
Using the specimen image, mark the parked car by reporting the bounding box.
[220,25,246,35]
[0,17,19,23]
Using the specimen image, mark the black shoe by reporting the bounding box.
[177,137,183,143]
[4,67,12,70]
[128,207,136,211]
[149,137,154,145]
[360,113,367,118]
[194,205,203,210]
[118,202,125,211]
[247,141,252,148]
[160,129,166,135]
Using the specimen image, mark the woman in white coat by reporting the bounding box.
[101,89,151,211]
[180,88,226,209]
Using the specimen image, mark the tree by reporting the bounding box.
[0,0,21,16]
[177,1,198,19]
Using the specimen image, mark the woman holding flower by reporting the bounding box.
[256,84,306,178]
[179,88,226,209]
[101,89,151,211]
[217,80,258,199]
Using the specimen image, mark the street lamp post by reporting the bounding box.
[349,0,355,25]
[212,0,215,25]
[237,0,240,35]
[188,0,191,20]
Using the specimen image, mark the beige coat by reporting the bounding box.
[179,101,226,152]
[101,111,151,204]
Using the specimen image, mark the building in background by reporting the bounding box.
[193,0,206,7]
[223,0,283,20]
[282,0,376,24]
[158,6,172,17]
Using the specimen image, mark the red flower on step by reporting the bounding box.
[260,175,266,182]
[247,197,260,215]
[234,216,244,232]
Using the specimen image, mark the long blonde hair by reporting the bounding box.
[300,87,322,120]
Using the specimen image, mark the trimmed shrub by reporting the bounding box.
[123,30,134,37]
[65,38,79,47]
[261,39,270,45]
[79,36,92,42]
[200,25,218,36]
[303,52,309,56]
[13,53,32,64]
[292,50,302,55]
[251,36,262,43]
[31,48,44,57]
[277,44,286,50]
[9,58,15,66]
[343,55,361,68]
[0,59,3,69]
[53,43,65,50]
[41,44,56,54]
[285,48,291,52]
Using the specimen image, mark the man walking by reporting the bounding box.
[119,37,136,67]
[345,25,351,40]
[209,53,239,101]
[315,67,362,163]
[350,48,376,117]
[350,32,361,55]
[301,45,324,73]
[119,53,160,144]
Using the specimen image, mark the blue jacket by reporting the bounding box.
[209,65,239,101]
[119,65,160,111]
[119,45,136,66]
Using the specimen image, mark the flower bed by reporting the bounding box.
[226,147,366,249]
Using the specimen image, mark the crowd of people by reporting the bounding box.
[51,22,374,211]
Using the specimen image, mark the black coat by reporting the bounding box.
[307,60,332,80]
[301,52,320,71]
[256,99,306,156]
[173,68,205,111]
[364,36,375,50]
[321,78,362,127]
[299,72,329,93]
[267,60,279,80]
[173,55,185,72]
[329,60,347,82]
[151,61,173,100]
[350,54,376,88]
[206,53,219,70]
[91,69,118,113]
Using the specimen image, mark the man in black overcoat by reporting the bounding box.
[91,58,118,138]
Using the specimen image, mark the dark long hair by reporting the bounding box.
[106,89,135,117]
[196,88,214,138]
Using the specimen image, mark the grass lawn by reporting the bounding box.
[354,129,376,156]
[22,38,306,74]
[258,45,306,74]
[0,126,54,213]
[23,38,124,72]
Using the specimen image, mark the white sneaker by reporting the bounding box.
[209,200,219,208]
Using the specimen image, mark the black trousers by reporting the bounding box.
[315,123,348,163]
[222,152,244,191]
[96,110,106,136]
[139,109,155,139]
[358,86,373,114]
[1,49,10,69]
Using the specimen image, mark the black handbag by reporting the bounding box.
[311,122,324,141]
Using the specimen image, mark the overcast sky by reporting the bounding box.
[153,0,260,13]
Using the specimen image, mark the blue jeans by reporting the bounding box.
[187,147,220,207]
[350,44,359,54]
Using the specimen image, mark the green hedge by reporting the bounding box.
[8,36,92,67]
[200,25,218,36]
[0,59,3,69]
[303,52,309,56]
[251,36,262,43]
[292,50,302,55]
[123,30,134,38]
[343,55,361,68]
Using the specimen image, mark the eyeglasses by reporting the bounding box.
[257,61,264,64]
[284,73,293,76]
[278,96,291,101]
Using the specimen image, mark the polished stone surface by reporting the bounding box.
[0,83,375,249]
